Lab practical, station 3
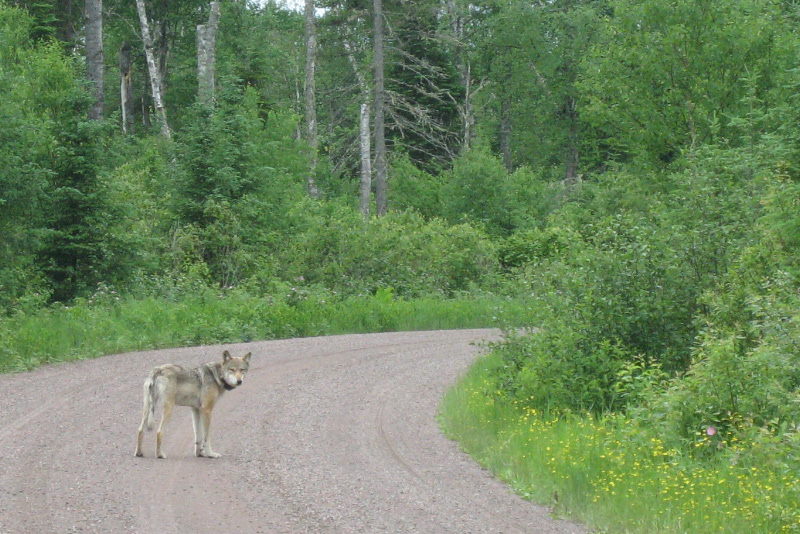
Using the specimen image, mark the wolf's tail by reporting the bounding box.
[143,373,157,431]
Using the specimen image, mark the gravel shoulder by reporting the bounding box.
[0,329,587,533]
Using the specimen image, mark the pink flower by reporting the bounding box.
[706,426,717,436]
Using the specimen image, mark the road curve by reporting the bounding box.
[0,330,586,534]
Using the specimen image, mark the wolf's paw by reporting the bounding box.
[202,451,221,459]
[157,452,167,459]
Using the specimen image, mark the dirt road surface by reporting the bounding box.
[0,329,587,534]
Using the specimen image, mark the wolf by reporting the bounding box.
[135,350,252,459]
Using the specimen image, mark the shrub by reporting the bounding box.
[389,154,444,218]
[441,149,517,235]
[495,326,632,414]
[277,202,499,297]
[499,226,578,269]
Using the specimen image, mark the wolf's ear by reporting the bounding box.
[223,350,232,362]
[243,352,252,364]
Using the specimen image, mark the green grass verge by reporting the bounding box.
[439,352,800,534]
[0,287,531,372]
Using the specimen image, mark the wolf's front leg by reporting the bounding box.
[199,409,220,458]
[191,408,203,457]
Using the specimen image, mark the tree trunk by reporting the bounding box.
[119,42,134,134]
[141,92,152,130]
[155,21,169,101]
[500,95,513,172]
[85,0,103,121]
[135,0,170,138]
[304,0,319,198]
[461,61,475,153]
[373,0,388,216]
[358,102,373,216]
[344,40,372,218]
[197,1,220,104]
[446,0,475,154]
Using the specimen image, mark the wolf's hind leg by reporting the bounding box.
[135,412,147,457]
[135,378,154,457]
[156,399,174,459]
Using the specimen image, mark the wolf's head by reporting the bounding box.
[220,350,251,389]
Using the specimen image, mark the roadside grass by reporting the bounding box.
[0,287,531,373]
[440,352,800,534]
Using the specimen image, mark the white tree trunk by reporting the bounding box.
[135,0,171,138]
[85,0,103,121]
[304,0,319,198]
[344,40,372,218]
[358,102,372,217]
[197,1,220,104]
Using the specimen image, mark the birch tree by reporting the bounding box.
[85,0,103,121]
[344,39,372,218]
[304,0,319,198]
[136,0,171,138]
[197,1,220,104]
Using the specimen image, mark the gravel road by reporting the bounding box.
[0,329,587,534]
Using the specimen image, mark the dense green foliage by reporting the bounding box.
[3,0,800,529]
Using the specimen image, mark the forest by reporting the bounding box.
[2,0,800,531]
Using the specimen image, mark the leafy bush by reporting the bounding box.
[389,154,445,218]
[277,201,499,297]
[95,137,175,288]
[499,226,577,269]
[441,149,555,235]
[495,326,632,413]
[393,151,557,236]
[491,156,765,414]
[647,173,800,449]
